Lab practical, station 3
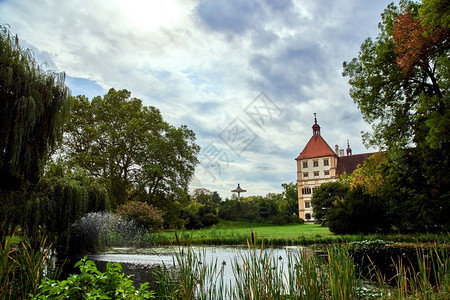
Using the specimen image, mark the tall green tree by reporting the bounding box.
[280,182,299,216]
[343,0,448,151]
[342,0,449,232]
[0,25,70,236]
[311,181,350,226]
[0,25,69,190]
[62,89,200,208]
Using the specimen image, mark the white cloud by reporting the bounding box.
[0,0,393,198]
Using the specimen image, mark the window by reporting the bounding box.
[303,172,309,178]
[313,160,319,167]
[314,171,319,177]
[305,201,310,208]
[305,213,311,220]
[302,161,308,168]
[312,187,318,193]
[323,159,329,166]
[302,187,312,194]
[324,170,330,176]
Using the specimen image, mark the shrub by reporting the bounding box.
[201,213,219,227]
[117,201,164,231]
[269,214,288,225]
[32,257,154,299]
[180,209,203,229]
[328,185,389,234]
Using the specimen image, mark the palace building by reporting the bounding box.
[295,115,373,221]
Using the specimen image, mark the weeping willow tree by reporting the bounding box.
[24,166,110,254]
[0,25,70,236]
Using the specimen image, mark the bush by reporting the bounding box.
[32,257,154,299]
[117,201,164,231]
[201,213,219,227]
[180,209,203,229]
[218,200,259,221]
[328,185,390,234]
[269,214,288,225]
[290,214,305,224]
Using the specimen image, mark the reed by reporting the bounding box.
[152,243,448,299]
[0,232,51,300]
[385,244,449,299]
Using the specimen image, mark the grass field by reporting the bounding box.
[144,221,450,246]
[147,221,361,246]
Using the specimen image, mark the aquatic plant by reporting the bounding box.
[0,232,52,300]
[150,244,449,299]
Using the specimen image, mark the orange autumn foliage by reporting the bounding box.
[393,12,449,75]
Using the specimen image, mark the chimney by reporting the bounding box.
[335,145,339,156]
[339,149,344,157]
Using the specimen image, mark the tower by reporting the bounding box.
[295,114,338,221]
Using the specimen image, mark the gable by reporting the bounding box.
[296,135,336,160]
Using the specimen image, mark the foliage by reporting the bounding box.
[327,185,390,235]
[32,257,154,299]
[342,0,449,234]
[180,200,219,229]
[23,167,110,254]
[280,182,299,216]
[117,201,164,231]
[218,184,300,225]
[218,199,259,222]
[383,149,450,233]
[0,25,69,191]
[311,181,349,226]
[211,191,222,204]
[191,188,214,204]
[0,232,52,300]
[61,89,200,209]
[342,0,448,150]
[71,212,148,253]
[0,25,70,238]
[341,152,388,196]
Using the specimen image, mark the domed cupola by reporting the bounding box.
[312,113,320,136]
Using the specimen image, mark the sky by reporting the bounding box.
[0,0,397,199]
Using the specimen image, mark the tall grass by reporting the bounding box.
[0,232,52,300]
[152,244,448,299]
[375,245,449,299]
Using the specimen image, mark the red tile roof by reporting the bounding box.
[336,153,374,175]
[296,135,337,160]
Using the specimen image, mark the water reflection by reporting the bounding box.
[84,246,308,286]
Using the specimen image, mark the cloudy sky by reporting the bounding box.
[1,0,396,199]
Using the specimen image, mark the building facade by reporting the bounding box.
[295,116,373,221]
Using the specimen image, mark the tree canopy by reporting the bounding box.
[343,0,448,151]
[61,89,200,208]
[341,0,449,233]
[0,25,69,190]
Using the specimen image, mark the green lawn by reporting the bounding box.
[207,221,333,239]
[148,221,356,246]
[145,221,449,246]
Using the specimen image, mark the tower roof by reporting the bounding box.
[295,134,336,160]
[296,114,336,160]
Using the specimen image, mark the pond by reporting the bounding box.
[57,243,446,298]
[69,245,310,287]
